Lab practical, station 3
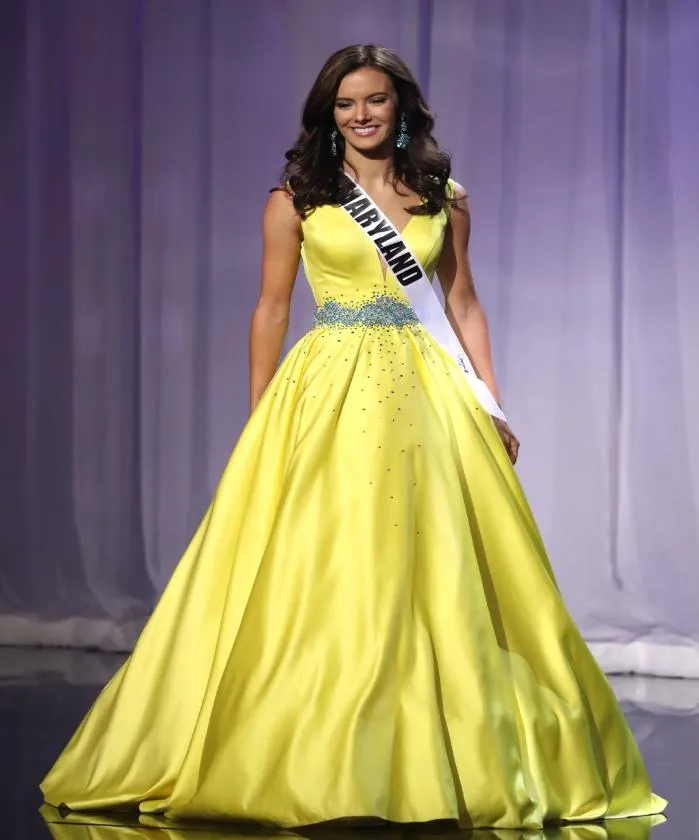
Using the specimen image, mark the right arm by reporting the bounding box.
[248,189,302,412]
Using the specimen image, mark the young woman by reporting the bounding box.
[41,44,666,830]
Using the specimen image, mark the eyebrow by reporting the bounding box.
[335,92,389,101]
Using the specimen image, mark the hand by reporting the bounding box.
[493,417,520,465]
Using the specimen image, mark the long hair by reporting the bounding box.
[280,45,452,218]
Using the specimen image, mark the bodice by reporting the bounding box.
[299,189,452,312]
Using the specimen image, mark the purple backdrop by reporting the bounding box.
[1,0,697,676]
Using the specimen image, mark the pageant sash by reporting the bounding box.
[339,174,507,422]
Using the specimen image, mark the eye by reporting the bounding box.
[335,101,352,110]
[370,96,388,105]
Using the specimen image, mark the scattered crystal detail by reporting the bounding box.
[313,295,419,329]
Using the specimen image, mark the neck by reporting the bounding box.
[342,143,395,185]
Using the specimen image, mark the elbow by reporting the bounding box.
[253,295,291,327]
[445,292,483,323]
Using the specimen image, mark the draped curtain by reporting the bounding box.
[1,0,697,676]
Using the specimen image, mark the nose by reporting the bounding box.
[355,104,370,122]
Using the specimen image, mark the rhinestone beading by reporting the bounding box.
[313,294,419,329]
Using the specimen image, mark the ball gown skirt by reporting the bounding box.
[40,189,667,829]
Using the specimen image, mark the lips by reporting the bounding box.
[352,126,379,136]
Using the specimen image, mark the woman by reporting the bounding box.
[41,45,665,830]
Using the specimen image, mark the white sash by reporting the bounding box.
[339,174,507,422]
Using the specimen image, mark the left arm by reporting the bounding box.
[436,184,519,463]
[436,183,500,403]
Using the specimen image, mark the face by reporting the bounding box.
[333,67,398,154]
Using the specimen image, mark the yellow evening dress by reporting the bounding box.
[40,185,666,829]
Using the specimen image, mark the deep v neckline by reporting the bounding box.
[377,213,416,279]
[338,171,425,280]
[356,185,420,238]
[353,190,420,279]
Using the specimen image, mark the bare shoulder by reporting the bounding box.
[264,188,302,235]
[448,180,470,219]
[445,179,471,244]
[449,180,468,202]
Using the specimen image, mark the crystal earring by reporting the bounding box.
[395,113,410,150]
[330,129,338,157]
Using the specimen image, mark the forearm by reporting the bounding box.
[446,299,501,405]
[249,299,290,411]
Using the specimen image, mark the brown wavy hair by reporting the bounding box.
[280,45,453,218]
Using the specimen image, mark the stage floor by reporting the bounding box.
[1,646,696,840]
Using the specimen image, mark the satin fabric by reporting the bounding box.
[41,185,666,828]
[40,804,666,840]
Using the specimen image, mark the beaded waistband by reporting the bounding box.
[312,294,419,329]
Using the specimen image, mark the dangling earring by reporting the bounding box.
[395,113,410,150]
[330,129,338,157]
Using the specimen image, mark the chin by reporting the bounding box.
[347,135,390,154]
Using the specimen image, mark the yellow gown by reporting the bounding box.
[41,185,666,829]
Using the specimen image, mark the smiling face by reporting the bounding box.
[333,67,399,156]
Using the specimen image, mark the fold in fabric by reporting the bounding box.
[40,803,666,840]
[40,188,666,828]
